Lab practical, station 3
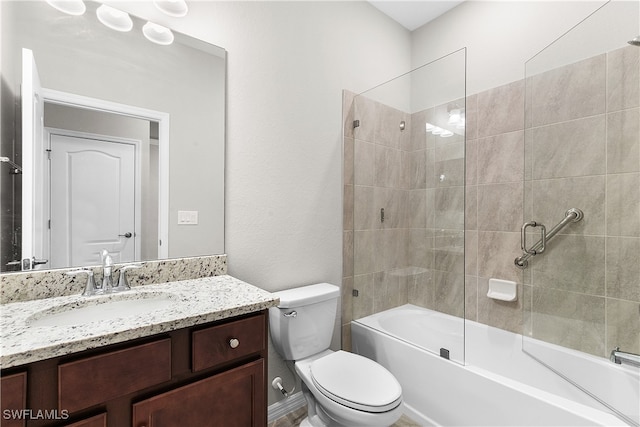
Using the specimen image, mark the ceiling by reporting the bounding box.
[368,1,464,31]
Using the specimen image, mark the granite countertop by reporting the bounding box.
[1,275,279,369]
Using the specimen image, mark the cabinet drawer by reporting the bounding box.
[59,339,171,413]
[192,314,265,372]
[1,372,26,427]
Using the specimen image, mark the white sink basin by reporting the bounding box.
[27,292,175,327]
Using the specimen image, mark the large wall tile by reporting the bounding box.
[409,109,428,152]
[465,275,478,321]
[606,173,640,237]
[465,185,477,231]
[408,149,427,189]
[477,80,525,138]
[528,115,606,179]
[352,273,374,319]
[374,145,402,188]
[607,108,640,174]
[343,231,353,278]
[434,270,464,317]
[477,131,524,184]
[408,190,426,229]
[531,235,605,296]
[477,277,523,334]
[477,231,523,283]
[354,185,375,231]
[434,186,464,230]
[607,45,640,113]
[531,287,605,357]
[606,298,640,355]
[530,54,606,126]
[531,176,606,236]
[354,230,376,275]
[606,237,640,302]
[373,270,407,312]
[343,184,353,231]
[354,140,375,186]
[477,182,523,232]
[375,104,408,149]
[465,138,478,186]
[344,136,354,185]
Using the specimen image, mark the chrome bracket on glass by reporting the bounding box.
[515,208,584,269]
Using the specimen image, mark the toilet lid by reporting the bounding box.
[310,351,402,413]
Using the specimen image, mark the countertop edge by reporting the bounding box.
[1,275,279,369]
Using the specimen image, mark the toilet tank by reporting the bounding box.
[269,283,340,360]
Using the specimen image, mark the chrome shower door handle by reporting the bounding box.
[521,221,546,255]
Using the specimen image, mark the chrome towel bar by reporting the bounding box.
[515,208,584,269]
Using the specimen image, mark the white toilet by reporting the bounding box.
[269,283,403,427]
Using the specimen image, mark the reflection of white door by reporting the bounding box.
[49,133,137,268]
[21,48,47,270]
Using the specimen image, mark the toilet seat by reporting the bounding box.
[310,351,402,413]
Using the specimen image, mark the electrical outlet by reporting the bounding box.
[178,210,198,225]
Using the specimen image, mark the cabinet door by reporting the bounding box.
[133,359,265,427]
[1,372,26,427]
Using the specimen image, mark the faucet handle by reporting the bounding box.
[66,269,97,296]
[113,264,143,292]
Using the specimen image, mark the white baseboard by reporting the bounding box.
[267,391,306,423]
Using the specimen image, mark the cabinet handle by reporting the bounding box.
[229,338,240,349]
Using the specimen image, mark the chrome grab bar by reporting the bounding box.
[515,208,584,269]
[610,347,640,368]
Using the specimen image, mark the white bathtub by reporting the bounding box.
[351,304,639,427]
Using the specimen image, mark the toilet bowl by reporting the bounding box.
[269,283,403,427]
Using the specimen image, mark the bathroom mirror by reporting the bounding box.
[0,1,226,271]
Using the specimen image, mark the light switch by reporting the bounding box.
[178,210,198,225]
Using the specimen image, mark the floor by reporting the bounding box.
[267,407,422,427]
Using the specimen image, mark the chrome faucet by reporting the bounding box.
[100,249,114,293]
[610,347,640,368]
[66,269,98,296]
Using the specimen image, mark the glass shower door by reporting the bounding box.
[348,49,467,364]
[522,1,639,424]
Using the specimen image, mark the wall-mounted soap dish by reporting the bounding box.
[487,278,517,302]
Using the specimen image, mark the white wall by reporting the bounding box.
[411,0,618,96]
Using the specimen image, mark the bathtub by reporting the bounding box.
[351,304,639,426]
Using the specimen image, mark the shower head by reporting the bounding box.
[628,36,640,46]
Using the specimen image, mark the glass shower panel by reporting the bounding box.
[523,1,639,424]
[350,49,466,364]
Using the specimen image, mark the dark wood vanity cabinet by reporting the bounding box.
[0,311,268,427]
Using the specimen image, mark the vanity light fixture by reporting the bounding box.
[46,0,86,16]
[448,109,461,125]
[143,22,175,45]
[425,122,455,138]
[153,0,189,18]
[96,4,133,32]
[447,108,466,130]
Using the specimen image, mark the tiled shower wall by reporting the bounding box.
[342,45,640,358]
[341,90,466,349]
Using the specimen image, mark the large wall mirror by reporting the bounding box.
[1,1,226,272]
